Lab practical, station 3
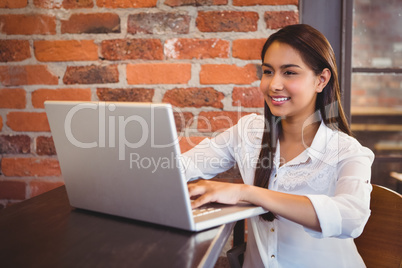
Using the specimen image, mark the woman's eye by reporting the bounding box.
[263,70,273,75]
[284,71,296,75]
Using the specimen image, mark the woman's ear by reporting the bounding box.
[316,68,331,93]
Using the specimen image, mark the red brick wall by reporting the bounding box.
[0,0,299,208]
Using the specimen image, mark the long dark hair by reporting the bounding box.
[254,24,352,221]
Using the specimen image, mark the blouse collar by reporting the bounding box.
[273,121,336,168]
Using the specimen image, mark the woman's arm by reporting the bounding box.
[188,146,374,237]
[188,180,321,232]
[182,114,262,181]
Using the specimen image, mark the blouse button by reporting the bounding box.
[271,255,275,259]
[270,228,275,232]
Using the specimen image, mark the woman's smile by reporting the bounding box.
[270,95,291,105]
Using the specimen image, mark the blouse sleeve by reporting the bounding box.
[305,145,375,239]
[180,134,236,181]
[181,114,261,181]
[180,118,238,181]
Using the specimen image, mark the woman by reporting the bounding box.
[183,24,374,267]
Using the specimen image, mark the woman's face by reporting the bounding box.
[260,41,326,122]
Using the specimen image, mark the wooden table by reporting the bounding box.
[0,186,234,268]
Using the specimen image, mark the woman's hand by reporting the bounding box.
[188,180,246,209]
[189,179,322,231]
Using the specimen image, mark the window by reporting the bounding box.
[352,0,402,109]
[351,0,402,192]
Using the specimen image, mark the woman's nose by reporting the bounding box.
[269,74,283,92]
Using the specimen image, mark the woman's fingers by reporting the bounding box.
[188,180,217,208]
[187,181,206,198]
[191,193,213,208]
[187,180,242,208]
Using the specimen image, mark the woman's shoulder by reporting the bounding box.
[234,114,265,145]
[327,127,375,164]
[237,113,265,133]
[333,130,365,151]
[237,113,265,128]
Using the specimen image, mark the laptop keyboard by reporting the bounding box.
[192,206,222,218]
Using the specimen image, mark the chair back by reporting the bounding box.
[354,184,402,268]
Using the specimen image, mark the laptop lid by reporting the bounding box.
[45,101,267,232]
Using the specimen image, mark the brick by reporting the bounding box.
[96,0,157,8]
[178,136,205,153]
[0,14,56,35]
[0,65,58,86]
[0,135,31,154]
[96,88,154,102]
[128,12,190,35]
[34,0,93,9]
[165,0,227,7]
[6,112,50,132]
[379,97,399,106]
[232,87,264,107]
[63,65,119,85]
[0,181,26,200]
[61,13,120,34]
[101,39,163,61]
[32,88,92,108]
[165,38,229,59]
[197,111,252,132]
[127,63,191,85]
[36,136,56,156]
[352,89,366,97]
[264,11,299,29]
[163,87,224,108]
[33,0,62,8]
[0,0,27,8]
[34,40,98,62]
[62,0,94,8]
[174,112,194,132]
[0,88,26,109]
[30,180,64,197]
[196,11,258,32]
[1,158,61,177]
[200,64,259,85]
[233,39,266,60]
[233,0,298,5]
[0,40,31,62]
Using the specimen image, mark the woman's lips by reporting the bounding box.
[270,96,291,105]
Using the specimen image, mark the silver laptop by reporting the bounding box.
[45,101,267,231]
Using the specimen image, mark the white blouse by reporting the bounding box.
[182,114,374,267]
